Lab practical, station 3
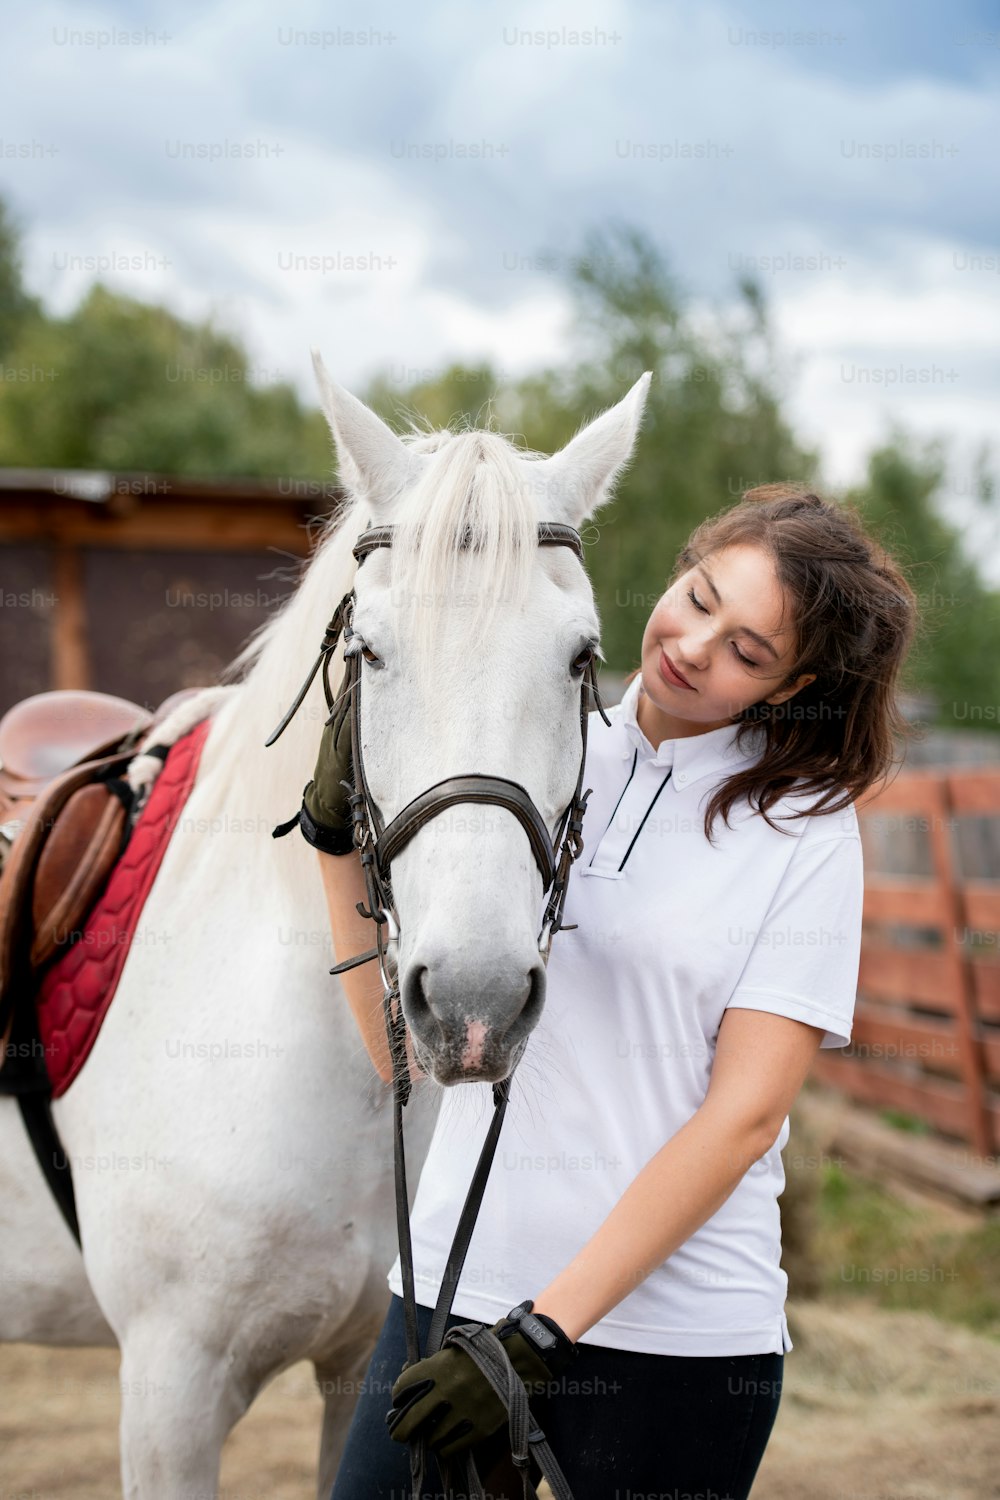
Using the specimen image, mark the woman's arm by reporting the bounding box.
[532,1008,824,1342]
[316,849,425,1087]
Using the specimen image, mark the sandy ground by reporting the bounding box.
[1,1298,997,1499]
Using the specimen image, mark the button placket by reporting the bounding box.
[583,758,672,879]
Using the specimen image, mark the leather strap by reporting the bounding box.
[439,1322,575,1499]
[264,593,354,749]
[267,519,600,1500]
[352,521,586,567]
[378,776,555,887]
[424,1076,511,1359]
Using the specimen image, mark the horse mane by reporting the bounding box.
[383,428,541,692]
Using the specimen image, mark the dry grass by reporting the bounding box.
[5,1091,996,1497]
[1,1297,998,1499]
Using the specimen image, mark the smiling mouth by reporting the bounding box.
[659,649,695,690]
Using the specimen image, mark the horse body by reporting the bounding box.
[4,681,442,1495]
[0,359,650,1497]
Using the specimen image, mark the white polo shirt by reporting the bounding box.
[388,672,863,1356]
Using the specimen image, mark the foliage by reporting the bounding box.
[845,438,1000,731]
[0,200,41,356]
[1,203,997,721]
[366,225,821,671]
[817,1162,1000,1338]
[878,1108,934,1136]
[0,247,329,478]
[365,225,1000,716]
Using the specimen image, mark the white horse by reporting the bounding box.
[0,357,650,1498]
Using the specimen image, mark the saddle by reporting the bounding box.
[0,690,157,1060]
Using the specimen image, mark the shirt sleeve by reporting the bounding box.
[724,833,864,1049]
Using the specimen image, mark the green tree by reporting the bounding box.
[364,362,505,437]
[0,280,330,478]
[3,191,996,728]
[0,201,42,357]
[364,224,819,673]
[361,224,999,727]
[520,226,820,671]
[847,436,1000,729]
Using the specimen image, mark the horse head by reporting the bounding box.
[311,354,650,1086]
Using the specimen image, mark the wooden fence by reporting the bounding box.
[812,767,1000,1158]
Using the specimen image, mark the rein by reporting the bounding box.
[268,521,609,1498]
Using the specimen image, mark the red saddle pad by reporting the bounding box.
[37,717,211,1098]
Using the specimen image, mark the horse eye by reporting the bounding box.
[571,645,595,677]
[361,643,383,667]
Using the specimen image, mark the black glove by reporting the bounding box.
[386,1301,577,1460]
[298,661,355,855]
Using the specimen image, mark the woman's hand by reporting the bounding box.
[385,1302,577,1459]
[299,664,355,854]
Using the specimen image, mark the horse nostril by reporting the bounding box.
[401,957,546,1073]
[401,964,432,1030]
[520,963,545,1033]
[486,963,545,1050]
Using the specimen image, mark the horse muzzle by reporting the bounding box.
[401,952,546,1085]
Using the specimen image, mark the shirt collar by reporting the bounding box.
[614,672,766,788]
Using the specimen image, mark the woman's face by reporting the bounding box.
[637,542,817,742]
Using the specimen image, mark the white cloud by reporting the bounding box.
[1,0,996,512]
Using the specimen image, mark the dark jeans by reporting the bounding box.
[330,1294,783,1500]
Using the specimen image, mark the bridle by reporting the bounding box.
[268,520,609,1498]
[270,521,608,965]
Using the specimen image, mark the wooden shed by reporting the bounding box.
[0,468,342,714]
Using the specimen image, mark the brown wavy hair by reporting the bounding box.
[624,484,920,842]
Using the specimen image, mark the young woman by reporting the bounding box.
[304,484,917,1499]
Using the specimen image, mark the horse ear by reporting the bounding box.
[540,372,652,527]
[311,349,424,511]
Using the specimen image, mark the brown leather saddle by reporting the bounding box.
[0,687,202,1244]
[0,689,193,1060]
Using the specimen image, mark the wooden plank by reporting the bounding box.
[856,773,949,818]
[824,1107,1000,1206]
[811,1054,974,1141]
[0,508,317,554]
[962,882,1000,931]
[849,1009,963,1079]
[982,1030,1000,1086]
[929,778,994,1156]
[970,961,1000,1023]
[863,881,948,928]
[858,947,958,1010]
[947,771,1000,815]
[51,545,90,690]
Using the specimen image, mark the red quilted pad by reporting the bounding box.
[37,718,211,1098]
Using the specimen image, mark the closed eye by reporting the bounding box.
[687,589,759,668]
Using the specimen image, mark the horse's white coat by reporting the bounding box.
[0,360,650,1497]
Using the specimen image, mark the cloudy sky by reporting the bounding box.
[2,0,998,528]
